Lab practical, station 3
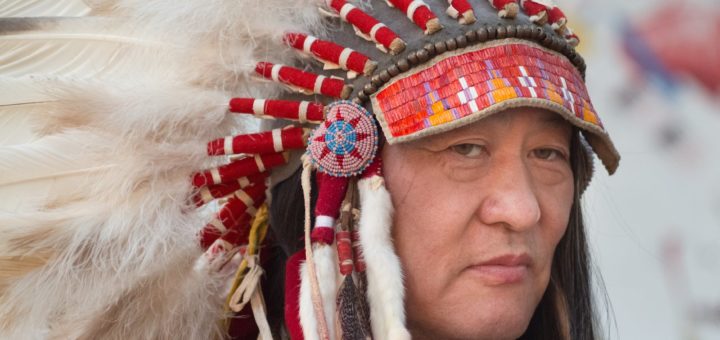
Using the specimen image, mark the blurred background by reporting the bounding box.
[562,0,720,338]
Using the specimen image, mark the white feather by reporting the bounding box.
[0,102,47,146]
[0,19,185,82]
[0,132,115,212]
[0,76,55,106]
[0,0,327,337]
[358,176,411,340]
[0,0,91,18]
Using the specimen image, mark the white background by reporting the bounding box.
[567,0,720,338]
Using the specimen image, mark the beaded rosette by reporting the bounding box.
[307,101,379,177]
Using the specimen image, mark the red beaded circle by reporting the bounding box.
[307,101,378,177]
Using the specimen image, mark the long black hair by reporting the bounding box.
[266,130,605,339]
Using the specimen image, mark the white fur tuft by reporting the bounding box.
[299,244,339,340]
[358,175,411,340]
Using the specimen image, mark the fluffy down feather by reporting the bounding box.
[0,0,325,338]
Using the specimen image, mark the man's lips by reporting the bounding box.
[466,253,532,285]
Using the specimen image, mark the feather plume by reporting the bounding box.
[0,0,327,337]
[0,0,91,18]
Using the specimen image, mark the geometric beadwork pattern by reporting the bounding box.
[372,42,603,140]
[307,100,378,177]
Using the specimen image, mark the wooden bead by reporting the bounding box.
[387,65,400,76]
[352,97,363,105]
[371,74,383,88]
[379,70,391,82]
[363,83,377,95]
[407,51,419,65]
[477,27,489,42]
[496,25,507,39]
[416,49,430,63]
[456,35,468,49]
[445,38,457,51]
[518,25,532,39]
[465,29,477,43]
[486,26,497,40]
[424,42,436,56]
[560,41,572,56]
[572,55,584,69]
[506,25,516,38]
[397,58,410,71]
[548,36,561,51]
[530,27,542,40]
[357,91,368,102]
[434,40,447,54]
[541,35,553,47]
[537,30,547,42]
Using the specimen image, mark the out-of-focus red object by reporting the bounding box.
[634,3,720,94]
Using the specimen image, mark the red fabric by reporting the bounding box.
[283,32,308,50]
[345,52,371,75]
[220,212,254,246]
[270,100,324,122]
[254,62,346,98]
[547,6,566,26]
[329,0,400,51]
[192,173,266,207]
[314,40,367,75]
[521,0,546,16]
[387,0,437,30]
[198,224,223,250]
[491,0,517,9]
[317,77,346,99]
[310,226,335,245]
[451,0,474,13]
[192,152,287,187]
[228,302,259,339]
[314,173,349,218]
[285,250,306,340]
[283,33,371,75]
[239,181,268,204]
[199,199,252,249]
[360,154,382,179]
[336,231,353,275]
[198,182,266,249]
[207,127,306,156]
[228,97,255,113]
[412,7,436,30]
[229,98,325,123]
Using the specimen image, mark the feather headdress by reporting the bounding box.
[1,0,619,338]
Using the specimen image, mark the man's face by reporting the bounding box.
[382,108,574,340]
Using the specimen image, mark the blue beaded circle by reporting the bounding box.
[307,100,378,177]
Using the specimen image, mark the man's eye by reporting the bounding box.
[532,148,565,161]
[450,144,485,157]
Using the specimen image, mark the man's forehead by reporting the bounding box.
[451,108,571,134]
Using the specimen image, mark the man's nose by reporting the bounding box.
[476,156,541,232]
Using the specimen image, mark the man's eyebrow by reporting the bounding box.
[540,115,572,129]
